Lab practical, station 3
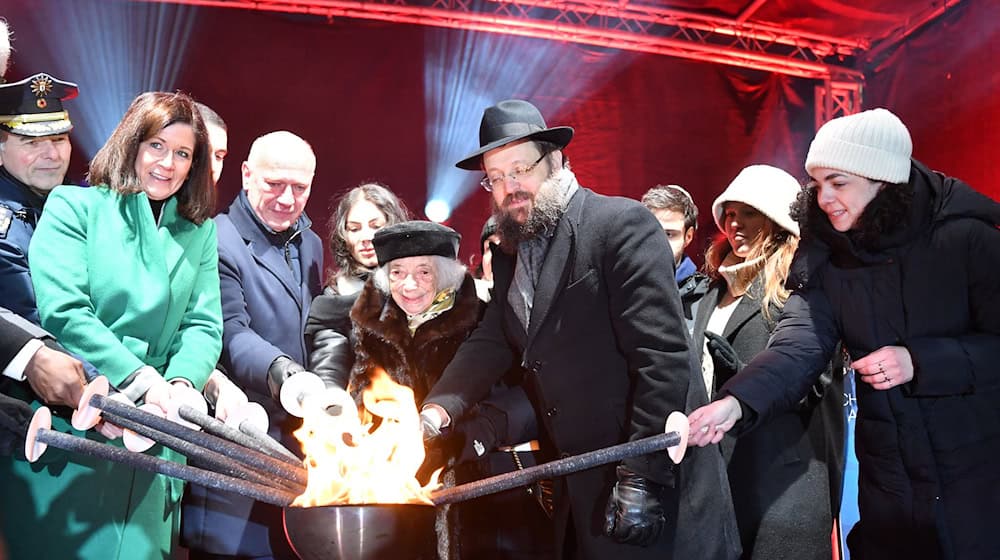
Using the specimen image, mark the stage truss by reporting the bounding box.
[139,0,964,119]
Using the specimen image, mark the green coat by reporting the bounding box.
[0,185,222,560]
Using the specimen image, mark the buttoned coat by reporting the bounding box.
[692,279,841,559]
[181,191,323,558]
[2,185,222,560]
[427,184,740,559]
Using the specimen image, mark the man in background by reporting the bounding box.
[195,101,228,186]
[641,184,708,329]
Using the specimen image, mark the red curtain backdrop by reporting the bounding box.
[866,0,1000,201]
[4,0,995,270]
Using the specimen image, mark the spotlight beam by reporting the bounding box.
[27,1,197,159]
[135,0,864,81]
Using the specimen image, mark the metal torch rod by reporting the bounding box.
[99,408,305,494]
[33,428,297,507]
[237,421,301,464]
[90,393,308,487]
[431,431,681,506]
[176,404,301,466]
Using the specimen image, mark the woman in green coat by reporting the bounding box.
[0,91,223,559]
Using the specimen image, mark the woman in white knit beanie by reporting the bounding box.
[693,164,841,560]
[690,108,1000,559]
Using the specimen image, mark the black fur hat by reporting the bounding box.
[373,221,461,266]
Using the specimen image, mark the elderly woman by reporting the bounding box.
[346,220,480,559]
[693,165,841,559]
[305,182,410,389]
[690,108,1000,559]
[1,91,224,559]
[348,221,479,404]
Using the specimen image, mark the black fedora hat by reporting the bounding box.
[455,99,574,170]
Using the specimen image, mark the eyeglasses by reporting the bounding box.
[480,152,547,192]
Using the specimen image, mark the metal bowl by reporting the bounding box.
[284,504,437,560]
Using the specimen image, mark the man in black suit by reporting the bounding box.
[422,100,740,559]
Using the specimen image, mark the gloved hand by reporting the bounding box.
[603,465,666,547]
[268,356,305,400]
[0,393,33,456]
[420,409,443,442]
[203,369,249,423]
[416,406,450,483]
[705,331,742,377]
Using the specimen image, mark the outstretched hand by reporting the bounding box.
[24,345,87,409]
[687,395,742,447]
[203,369,249,422]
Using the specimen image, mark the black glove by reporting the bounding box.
[705,331,742,377]
[603,465,666,547]
[267,356,305,400]
[0,393,33,456]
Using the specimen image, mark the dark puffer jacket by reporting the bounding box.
[722,160,1000,559]
[349,274,481,404]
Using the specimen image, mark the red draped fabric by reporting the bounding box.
[4,0,996,265]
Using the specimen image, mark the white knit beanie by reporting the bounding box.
[712,164,801,237]
[805,108,912,183]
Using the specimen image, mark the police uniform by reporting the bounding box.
[0,72,77,323]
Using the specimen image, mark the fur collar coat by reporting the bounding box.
[349,274,481,404]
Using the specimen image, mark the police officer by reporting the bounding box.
[0,72,78,324]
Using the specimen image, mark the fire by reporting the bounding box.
[291,368,441,506]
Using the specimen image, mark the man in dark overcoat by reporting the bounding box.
[181,131,323,560]
[422,99,740,559]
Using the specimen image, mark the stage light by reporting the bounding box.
[424,198,452,223]
[22,0,197,159]
[423,29,634,216]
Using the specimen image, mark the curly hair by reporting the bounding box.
[791,180,914,249]
[327,182,410,287]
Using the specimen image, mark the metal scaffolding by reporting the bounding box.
[139,0,867,81]
[138,0,964,119]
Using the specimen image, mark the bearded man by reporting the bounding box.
[421,100,740,559]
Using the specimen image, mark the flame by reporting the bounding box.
[291,368,441,506]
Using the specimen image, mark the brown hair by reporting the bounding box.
[327,182,410,287]
[88,91,215,224]
[641,185,699,230]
